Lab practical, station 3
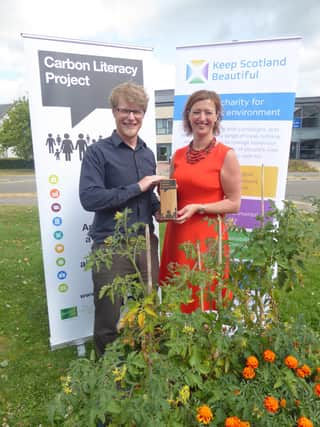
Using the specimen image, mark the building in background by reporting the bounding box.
[154,91,320,162]
[291,96,320,160]
[155,89,174,162]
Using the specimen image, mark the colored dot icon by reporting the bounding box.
[54,230,64,240]
[56,257,66,267]
[51,203,61,212]
[55,243,64,253]
[49,174,59,185]
[58,283,69,293]
[50,188,60,198]
[52,217,62,226]
[57,271,67,280]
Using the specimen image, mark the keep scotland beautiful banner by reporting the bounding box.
[173,37,301,231]
[23,34,157,349]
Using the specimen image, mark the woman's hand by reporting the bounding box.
[175,204,200,224]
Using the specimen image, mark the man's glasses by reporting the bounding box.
[116,107,144,118]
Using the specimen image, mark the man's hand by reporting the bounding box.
[138,175,167,192]
[154,210,167,223]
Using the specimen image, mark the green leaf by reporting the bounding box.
[273,377,283,388]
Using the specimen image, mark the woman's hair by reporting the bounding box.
[182,90,222,135]
[109,82,149,112]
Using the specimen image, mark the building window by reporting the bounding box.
[294,103,320,128]
[157,143,172,162]
[292,101,320,160]
[156,118,172,135]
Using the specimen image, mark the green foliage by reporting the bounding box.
[0,97,33,160]
[231,201,318,294]
[288,159,319,172]
[49,207,320,427]
[86,210,150,303]
[0,158,34,169]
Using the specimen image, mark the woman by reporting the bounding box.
[159,89,241,313]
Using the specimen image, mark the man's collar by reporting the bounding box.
[111,130,146,148]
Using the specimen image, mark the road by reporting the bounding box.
[0,174,36,194]
[0,174,37,204]
[0,173,319,205]
[285,178,320,203]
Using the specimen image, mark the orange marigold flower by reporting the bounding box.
[296,364,311,378]
[246,356,259,369]
[300,364,312,377]
[242,366,256,380]
[296,367,307,378]
[297,416,314,427]
[196,405,213,425]
[240,422,250,427]
[280,398,286,408]
[225,416,241,427]
[284,355,299,369]
[233,389,241,395]
[295,400,301,407]
[314,383,320,397]
[263,396,279,413]
[263,349,276,363]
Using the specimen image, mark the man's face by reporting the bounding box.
[112,96,145,142]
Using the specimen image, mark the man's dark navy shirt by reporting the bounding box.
[79,130,160,243]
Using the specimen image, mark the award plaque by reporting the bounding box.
[159,179,177,220]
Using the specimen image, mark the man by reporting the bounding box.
[79,82,164,357]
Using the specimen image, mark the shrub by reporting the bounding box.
[0,158,34,169]
[288,160,318,172]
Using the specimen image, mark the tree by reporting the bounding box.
[0,97,33,160]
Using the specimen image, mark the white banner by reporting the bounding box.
[23,34,156,349]
[173,37,301,229]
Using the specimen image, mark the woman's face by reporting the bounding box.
[188,98,217,139]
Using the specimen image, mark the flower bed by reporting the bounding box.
[49,204,320,426]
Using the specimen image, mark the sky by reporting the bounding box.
[1,0,320,103]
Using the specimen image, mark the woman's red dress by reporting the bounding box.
[159,142,232,313]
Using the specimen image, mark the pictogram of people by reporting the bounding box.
[46,133,55,153]
[45,132,101,162]
[54,149,60,160]
[56,134,62,146]
[75,133,88,161]
[60,133,74,161]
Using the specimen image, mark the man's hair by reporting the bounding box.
[183,89,222,135]
[109,82,149,112]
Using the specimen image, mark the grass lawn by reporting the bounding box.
[0,206,77,427]
[0,206,319,426]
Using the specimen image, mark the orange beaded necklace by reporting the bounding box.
[186,138,216,164]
